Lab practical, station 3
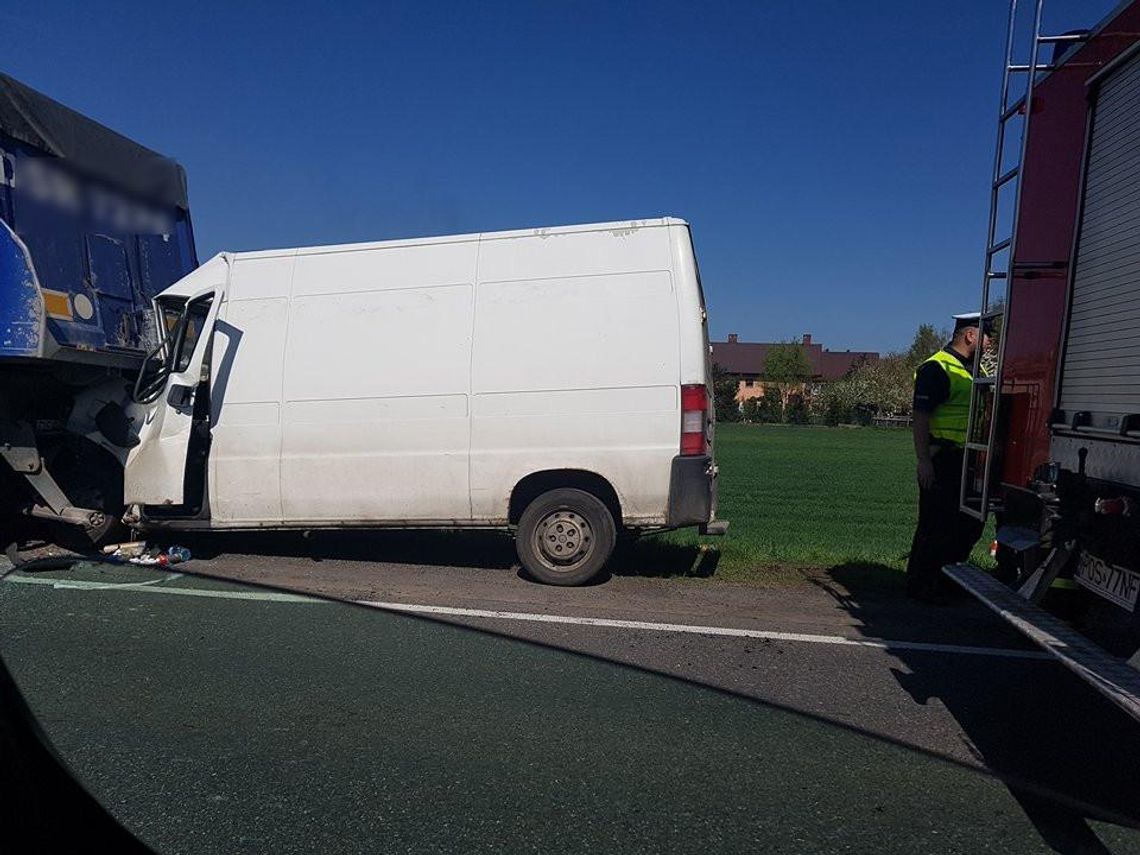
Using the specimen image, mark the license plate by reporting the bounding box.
[1075,552,1140,612]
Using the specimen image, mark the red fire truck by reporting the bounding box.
[947,0,1140,718]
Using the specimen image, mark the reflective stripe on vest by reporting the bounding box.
[916,350,973,446]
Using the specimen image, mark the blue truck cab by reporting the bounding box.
[0,73,197,541]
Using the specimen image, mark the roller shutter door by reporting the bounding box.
[1059,50,1140,415]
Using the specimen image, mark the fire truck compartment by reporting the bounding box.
[1057,50,1140,428]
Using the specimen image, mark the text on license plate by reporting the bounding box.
[1075,553,1140,612]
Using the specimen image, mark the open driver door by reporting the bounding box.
[125,263,227,512]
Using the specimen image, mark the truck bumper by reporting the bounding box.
[666,454,721,529]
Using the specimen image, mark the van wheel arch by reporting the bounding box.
[508,470,622,529]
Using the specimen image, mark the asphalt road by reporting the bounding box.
[2,533,1140,853]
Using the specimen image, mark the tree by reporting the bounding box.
[906,324,946,371]
[712,363,741,423]
[756,394,783,424]
[816,381,856,426]
[762,342,813,414]
[858,354,912,416]
[820,323,947,424]
[786,396,810,424]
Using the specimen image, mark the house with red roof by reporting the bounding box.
[711,334,878,402]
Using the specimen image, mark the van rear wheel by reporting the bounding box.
[516,488,616,586]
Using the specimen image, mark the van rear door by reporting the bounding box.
[669,223,714,454]
[667,223,720,528]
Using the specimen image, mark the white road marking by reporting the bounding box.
[3,574,322,603]
[358,600,1053,661]
[1,569,1050,661]
[51,572,185,590]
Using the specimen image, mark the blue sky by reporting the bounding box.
[3,0,1118,353]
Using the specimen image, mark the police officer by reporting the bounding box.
[906,312,992,603]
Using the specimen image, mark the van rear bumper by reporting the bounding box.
[666,454,718,528]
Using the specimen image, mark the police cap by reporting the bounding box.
[952,311,994,335]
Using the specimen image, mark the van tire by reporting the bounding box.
[516,488,616,586]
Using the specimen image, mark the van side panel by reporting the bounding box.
[279,243,477,522]
[208,255,294,522]
[470,226,679,523]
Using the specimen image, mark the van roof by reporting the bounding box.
[224,218,690,261]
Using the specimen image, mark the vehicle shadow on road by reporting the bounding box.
[607,537,721,581]
[824,560,1140,852]
[171,529,719,583]
[175,529,519,570]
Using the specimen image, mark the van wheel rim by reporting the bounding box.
[534,510,593,567]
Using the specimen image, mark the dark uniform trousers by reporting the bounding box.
[905,446,985,595]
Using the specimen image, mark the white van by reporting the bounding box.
[124,218,724,584]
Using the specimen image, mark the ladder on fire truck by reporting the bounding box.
[959,0,1088,522]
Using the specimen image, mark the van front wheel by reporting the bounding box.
[516,488,616,586]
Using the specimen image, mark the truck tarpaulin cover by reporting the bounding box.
[0,73,188,209]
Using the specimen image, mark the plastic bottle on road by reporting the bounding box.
[167,546,192,564]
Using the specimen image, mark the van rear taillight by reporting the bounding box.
[680,384,708,456]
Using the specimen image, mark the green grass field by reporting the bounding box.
[646,424,993,585]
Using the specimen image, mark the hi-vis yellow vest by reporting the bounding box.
[916,350,973,446]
